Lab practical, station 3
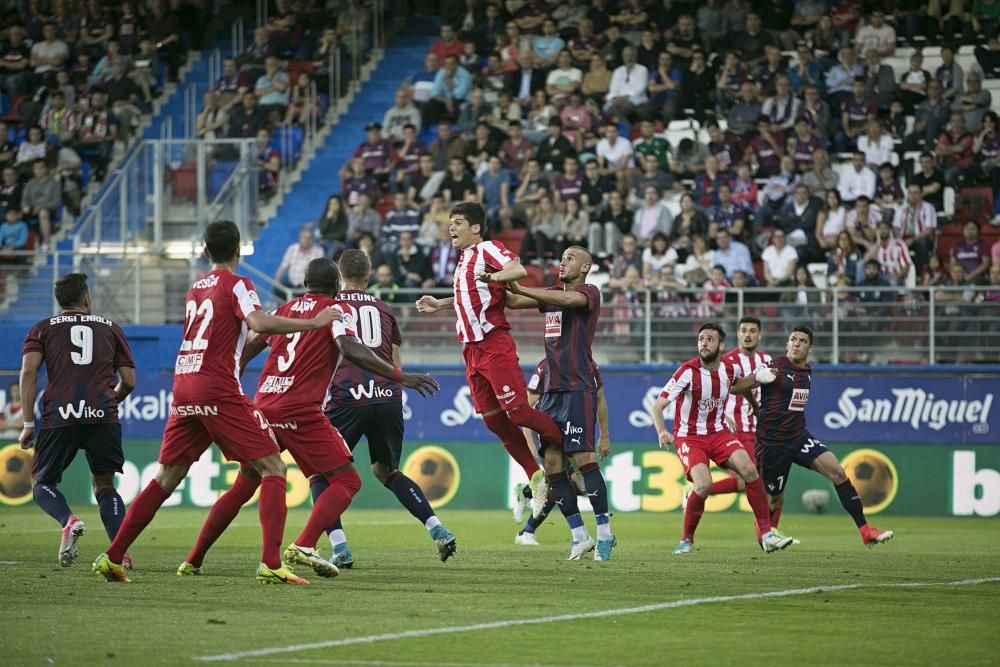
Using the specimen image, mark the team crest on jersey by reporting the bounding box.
[544,312,562,338]
[259,375,295,394]
[788,388,810,412]
[247,290,262,306]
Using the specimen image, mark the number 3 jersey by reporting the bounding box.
[173,270,265,402]
[255,293,357,412]
[22,313,135,429]
[328,289,402,407]
[755,355,812,444]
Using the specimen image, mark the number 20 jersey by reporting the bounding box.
[328,289,402,407]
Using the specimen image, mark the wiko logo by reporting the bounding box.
[58,401,106,420]
[349,380,395,401]
[563,421,583,435]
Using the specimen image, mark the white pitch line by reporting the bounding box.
[194,576,1000,663]
[244,660,595,667]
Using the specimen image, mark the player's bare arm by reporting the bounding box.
[597,386,611,460]
[650,395,674,448]
[239,333,269,373]
[392,343,402,368]
[415,295,454,313]
[17,351,42,449]
[731,366,777,394]
[113,366,137,404]
[508,280,590,308]
[337,336,441,397]
[476,260,528,284]
[245,306,343,334]
[504,290,540,310]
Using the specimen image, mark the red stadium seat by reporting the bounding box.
[497,228,526,255]
[522,265,545,287]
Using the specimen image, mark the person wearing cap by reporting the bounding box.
[341,122,398,188]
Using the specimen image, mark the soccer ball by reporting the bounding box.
[843,449,897,512]
[402,446,459,508]
[0,444,33,504]
[801,489,831,513]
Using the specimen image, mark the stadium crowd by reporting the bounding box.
[0,0,207,254]
[286,0,1000,320]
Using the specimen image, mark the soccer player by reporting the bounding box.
[320,250,456,568]
[177,257,440,579]
[650,322,796,555]
[18,273,137,568]
[415,202,563,508]
[515,359,610,547]
[503,246,616,561]
[93,220,342,584]
[756,325,894,547]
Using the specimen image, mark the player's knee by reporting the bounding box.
[372,463,393,485]
[740,466,760,483]
[155,464,188,492]
[253,455,286,478]
[828,465,849,485]
[334,467,362,496]
[692,480,712,497]
[770,494,784,511]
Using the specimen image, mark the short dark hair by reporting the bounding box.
[338,248,371,283]
[450,202,487,237]
[55,273,89,308]
[204,220,241,263]
[698,321,726,342]
[791,324,814,344]
[304,258,341,293]
[738,315,762,330]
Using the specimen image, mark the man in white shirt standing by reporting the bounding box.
[838,151,876,205]
[604,45,648,122]
[892,184,937,273]
[595,121,635,195]
[761,229,799,287]
[275,226,325,296]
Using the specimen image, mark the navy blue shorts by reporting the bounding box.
[327,403,404,469]
[536,391,597,454]
[32,423,124,485]
[755,431,829,496]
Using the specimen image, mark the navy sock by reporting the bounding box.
[522,498,556,534]
[836,480,868,528]
[580,462,612,538]
[309,476,341,536]
[33,483,72,526]
[96,487,125,540]
[387,471,435,524]
[548,472,583,526]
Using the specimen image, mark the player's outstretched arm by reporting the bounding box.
[245,307,343,334]
[597,386,611,460]
[504,290,539,310]
[415,295,454,314]
[477,260,528,284]
[731,366,776,395]
[18,352,41,450]
[509,280,589,308]
[650,395,674,449]
[114,366,137,404]
[337,337,441,397]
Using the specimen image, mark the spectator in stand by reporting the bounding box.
[903,79,951,151]
[551,156,584,205]
[391,123,425,193]
[788,117,820,172]
[147,0,184,82]
[505,52,545,106]
[425,55,472,126]
[79,0,114,59]
[747,117,784,178]
[492,91,524,134]
[15,126,51,179]
[854,10,895,59]
[422,219,457,286]
[557,198,589,255]
[680,233,716,281]
[936,44,965,103]
[897,51,931,114]
[631,185,673,246]
[105,57,144,142]
[214,58,247,110]
[318,194,348,259]
[755,44,787,99]
[428,122,465,171]
[520,194,562,265]
[755,154,800,233]
[581,156,613,217]
[382,192,421,248]
[130,39,160,104]
[254,56,290,128]
[605,45,648,122]
[825,46,863,115]
[714,50,744,115]
[761,229,799,288]
[911,152,946,213]
[827,230,865,285]
[647,50,682,122]
[392,230,433,288]
[439,156,476,207]
[596,121,634,194]
[285,71,316,127]
[714,227,754,280]
[709,183,747,242]
[545,50,582,104]
[845,194,880,251]
[348,193,382,244]
[671,193,709,260]
[31,22,69,86]
[726,81,762,138]
[680,47,714,120]
[835,76,876,153]
[406,152,441,209]
[195,91,228,140]
[609,232,643,282]
[761,75,799,134]
[0,166,22,214]
[670,137,708,180]
[733,13,773,70]
[74,92,117,181]
[255,128,280,201]
[1,207,29,253]
[275,226,325,294]
[857,118,894,170]
[693,155,727,209]
[0,24,32,103]
[935,112,975,187]
[532,19,565,69]
[457,88,492,136]
[410,52,440,105]
[559,92,595,150]
[798,83,831,148]
[430,24,465,63]
[632,152,675,207]
[893,184,937,273]
[975,26,1000,77]
[477,154,512,229]
[21,160,61,250]
[383,89,421,142]
[89,40,121,88]
[875,163,903,216]
[341,156,380,207]
[729,163,758,214]
[705,120,743,175]
[497,119,533,175]
[536,118,576,174]
[779,183,823,261]
[641,231,678,280]
[590,188,631,257]
[345,122,398,189]
[973,111,1000,194]
[838,151,876,205]
[868,220,911,286]
[228,91,268,139]
[862,49,897,110]
[951,71,991,133]
[951,221,992,285]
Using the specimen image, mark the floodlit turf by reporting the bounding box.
[2,507,998,666]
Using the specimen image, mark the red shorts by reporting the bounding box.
[674,431,743,481]
[159,396,279,467]
[722,432,756,478]
[259,405,353,477]
[462,329,528,414]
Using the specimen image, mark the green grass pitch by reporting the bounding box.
[2,507,998,666]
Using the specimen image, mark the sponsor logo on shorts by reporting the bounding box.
[259,375,295,394]
[563,421,583,435]
[348,380,395,400]
[57,401,106,420]
[496,384,517,404]
[174,353,204,375]
[169,404,220,416]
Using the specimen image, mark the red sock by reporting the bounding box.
[744,477,772,538]
[295,469,361,549]
[186,473,260,567]
[710,476,740,495]
[258,475,288,569]
[106,480,171,563]
[483,411,540,478]
[682,491,706,542]
[509,406,563,451]
[770,506,782,529]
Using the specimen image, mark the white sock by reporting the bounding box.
[595,515,612,540]
[571,525,590,542]
[328,529,347,547]
[424,516,441,532]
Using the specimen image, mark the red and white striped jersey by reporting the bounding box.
[875,238,911,276]
[721,348,771,433]
[452,240,519,343]
[660,357,743,437]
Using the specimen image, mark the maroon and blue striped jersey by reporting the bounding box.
[527,359,603,396]
[537,284,600,394]
[328,289,402,407]
[755,355,812,444]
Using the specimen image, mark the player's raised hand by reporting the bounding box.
[401,372,441,397]
[754,366,777,384]
[475,271,494,283]
[415,295,441,313]
[19,424,35,450]
[657,430,674,449]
